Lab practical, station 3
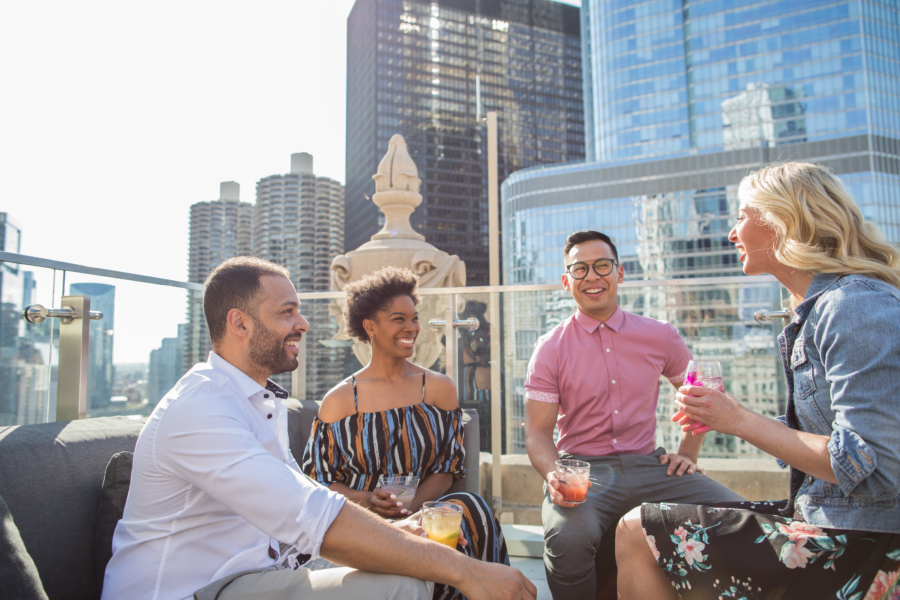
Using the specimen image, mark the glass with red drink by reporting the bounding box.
[554,459,590,504]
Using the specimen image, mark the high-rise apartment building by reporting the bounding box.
[253,153,345,399]
[500,0,900,456]
[184,182,253,369]
[345,0,584,285]
[69,283,115,410]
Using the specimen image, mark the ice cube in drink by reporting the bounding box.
[555,459,590,504]
[421,502,463,548]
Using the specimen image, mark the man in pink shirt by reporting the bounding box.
[524,231,743,600]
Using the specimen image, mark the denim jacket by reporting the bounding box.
[778,272,900,533]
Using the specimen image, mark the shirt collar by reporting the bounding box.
[573,307,625,333]
[207,352,288,400]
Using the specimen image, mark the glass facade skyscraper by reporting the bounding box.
[500,0,899,457]
[345,0,585,285]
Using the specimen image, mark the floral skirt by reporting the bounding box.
[641,500,900,600]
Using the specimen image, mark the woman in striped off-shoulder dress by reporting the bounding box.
[301,267,509,600]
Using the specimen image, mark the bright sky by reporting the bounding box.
[1,0,579,363]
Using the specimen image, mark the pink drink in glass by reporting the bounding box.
[672,360,723,435]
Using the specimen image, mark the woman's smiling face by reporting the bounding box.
[366,294,420,358]
[728,195,780,276]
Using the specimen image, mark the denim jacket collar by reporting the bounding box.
[789,272,844,327]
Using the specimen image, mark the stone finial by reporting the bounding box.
[373,134,421,193]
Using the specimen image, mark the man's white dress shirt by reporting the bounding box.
[101,352,346,600]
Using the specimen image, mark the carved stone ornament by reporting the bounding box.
[329,134,466,369]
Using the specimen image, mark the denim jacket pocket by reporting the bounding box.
[791,341,832,433]
[790,341,816,399]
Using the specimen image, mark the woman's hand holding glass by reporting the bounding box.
[675,383,749,437]
[368,487,411,518]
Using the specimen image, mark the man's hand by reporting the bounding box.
[659,453,705,476]
[456,561,537,600]
[545,471,592,508]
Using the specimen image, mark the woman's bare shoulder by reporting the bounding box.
[317,379,357,424]
[424,369,459,411]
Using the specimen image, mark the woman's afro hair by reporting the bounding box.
[342,266,420,343]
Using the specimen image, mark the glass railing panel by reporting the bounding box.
[61,271,194,420]
[498,278,788,460]
[290,296,354,401]
[0,263,59,426]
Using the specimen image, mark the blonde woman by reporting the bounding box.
[616,163,900,599]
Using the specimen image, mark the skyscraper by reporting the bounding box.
[148,323,186,408]
[345,0,584,285]
[253,153,345,399]
[0,214,24,425]
[185,182,253,369]
[500,0,900,456]
[69,283,115,410]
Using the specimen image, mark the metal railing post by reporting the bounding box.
[292,334,307,400]
[487,110,503,518]
[23,295,102,421]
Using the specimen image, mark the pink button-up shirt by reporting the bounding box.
[524,308,692,457]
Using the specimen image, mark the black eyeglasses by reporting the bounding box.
[566,259,618,280]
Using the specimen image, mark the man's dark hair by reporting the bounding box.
[204,256,291,344]
[342,267,420,343]
[563,231,619,262]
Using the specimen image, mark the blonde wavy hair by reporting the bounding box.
[739,162,900,292]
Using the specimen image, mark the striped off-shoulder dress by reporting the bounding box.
[301,371,509,600]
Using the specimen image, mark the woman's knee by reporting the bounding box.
[614,506,645,560]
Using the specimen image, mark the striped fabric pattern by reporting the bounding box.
[301,401,466,490]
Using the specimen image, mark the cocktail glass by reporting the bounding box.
[554,459,590,504]
[673,360,724,435]
[421,501,463,548]
[374,474,420,510]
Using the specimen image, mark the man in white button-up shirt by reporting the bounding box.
[102,257,535,600]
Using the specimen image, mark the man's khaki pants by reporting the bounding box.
[194,565,433,600]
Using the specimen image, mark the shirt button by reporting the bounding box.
[612,439,617,444]
[264,393,270,399]
[612,379,616,384]
[606,348,610,353]
[807,476,813,484]
[600,324,605,328]
[267,414,273,419]
[614,410,619,414]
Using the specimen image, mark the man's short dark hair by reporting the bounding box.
[204,256,291,344]
[563,231,619,262]
[342,267,420,343]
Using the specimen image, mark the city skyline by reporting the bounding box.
[1,0,579,365]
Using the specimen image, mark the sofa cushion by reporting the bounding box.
[0,417,145,600]
[0,493,48,600]
[94,451,134,596]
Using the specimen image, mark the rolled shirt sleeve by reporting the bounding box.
[524,336,560,403]
[154,383,346,559]
[814,283,900,499]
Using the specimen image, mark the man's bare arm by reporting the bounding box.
[524,399,586,508]
[320,500,536,600]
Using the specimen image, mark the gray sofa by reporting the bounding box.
[0,400,480,600]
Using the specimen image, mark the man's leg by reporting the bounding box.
[194,565,433,600]
[542,458,630,600]
[621,448,745,507]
